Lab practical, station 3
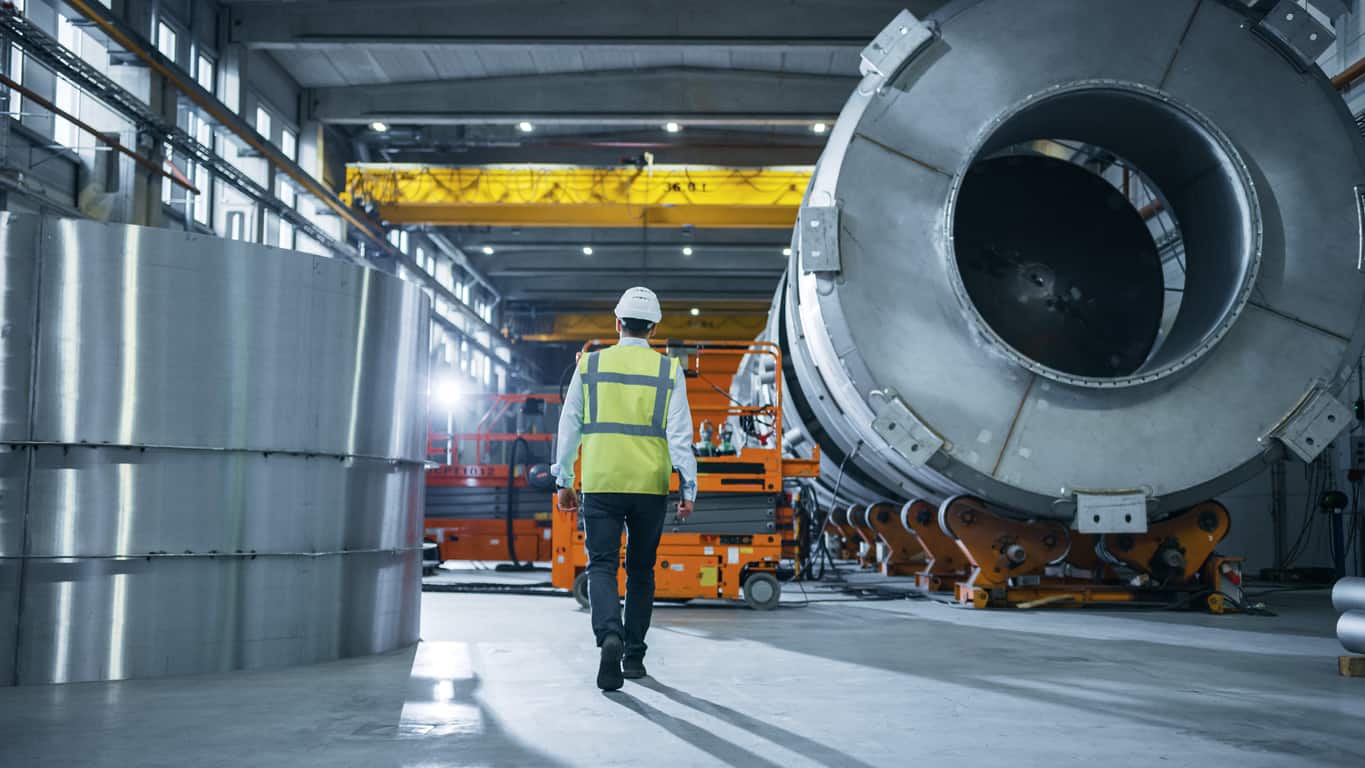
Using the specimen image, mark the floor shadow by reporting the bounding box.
[652,599,1365,765]
[634,677,878,768]
[606,691,785,768]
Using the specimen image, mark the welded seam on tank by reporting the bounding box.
[0,440,427,464]
[1158,0,1204,90]
[852,132,953,178]
[0,547,424,560]
[990,374,1038,478]
[10,215,46,686]
[1247,301,1352,343]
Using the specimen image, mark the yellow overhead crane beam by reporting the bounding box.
[519,310,770,343]
[343,163,813,229]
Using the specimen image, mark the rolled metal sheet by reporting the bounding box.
[0,215,429,685]
[1332,578,1365,614]
[1339,610,1365,655]
[773,0,1365,519]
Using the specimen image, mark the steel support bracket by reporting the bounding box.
[799,205,841,273]
[1071,491,1150,534]
[870,389,944,467]
[1354,185,1365,272]
[859,9,936,83]
[1254,0,1335,70]
[1265,380,1352,463]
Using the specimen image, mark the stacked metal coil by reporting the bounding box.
[0,215,429,685]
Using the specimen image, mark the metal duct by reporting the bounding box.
[769,0,1365,520]
[1340,611,1365,654]
[1333,578,1365,613]
[0,215,429,685]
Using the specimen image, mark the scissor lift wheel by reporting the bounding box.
[743,572,781,611]
[572,572,590,609]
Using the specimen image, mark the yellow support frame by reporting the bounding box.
[519,312,770,342]
[343,163,813,229]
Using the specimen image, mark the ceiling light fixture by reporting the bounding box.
[369,121,389,133]
[681,246,693,256]
[663,121,682,133]
[481,246,495,255]
[812,122,828,134]
[782,247,793,257]
[582,246,594,255]
[690,307,701,317]
[517,121,534,133]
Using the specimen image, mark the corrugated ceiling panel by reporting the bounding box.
[269,49,350,88]
[369,48,441,83]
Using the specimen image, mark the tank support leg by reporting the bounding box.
[900,499,971,592]
[864,501,925,577]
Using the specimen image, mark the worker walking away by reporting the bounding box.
[552,287,698,691]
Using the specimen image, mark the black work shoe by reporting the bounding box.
[597,634,625,691]
[622,656,647,679]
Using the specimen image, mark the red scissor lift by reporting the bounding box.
[425,393,562,567]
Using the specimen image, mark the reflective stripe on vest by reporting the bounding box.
[581,351,673,437]
[578,345,678,495]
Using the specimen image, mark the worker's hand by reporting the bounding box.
[557,487,579,511]
[676,499,694,521]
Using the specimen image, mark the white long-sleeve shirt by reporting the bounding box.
[552,337,698,501]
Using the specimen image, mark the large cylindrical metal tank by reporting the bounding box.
[0,215,429,685]
[775,0,1365,520]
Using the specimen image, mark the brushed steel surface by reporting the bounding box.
[14,551,421,684]
[33,219,429,462]
[0,216,429,685]
[0,214,38,442]
[1333,578,1365,613]
[772,0,1365,518]
[1339,610,1365,655]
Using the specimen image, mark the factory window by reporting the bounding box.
[279,217,294,250]
[155,20,178,64]
[53,16,81,148]
[276,178,296,208]
[222,63,240,113]
[195,52,215,95]
[161,146,175,204]
[5,0,23,121]
[387,229,410,255]
[189,113,214,224]
[281,128,297,161]
[191,163,211,225]
[276,177,296,249]
[226,210,245,241]
[255,105,271,142]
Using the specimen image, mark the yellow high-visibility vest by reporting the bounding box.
[579,344,680,495]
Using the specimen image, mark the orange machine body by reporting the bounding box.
[424,393,562,564]
[550,339,818,608]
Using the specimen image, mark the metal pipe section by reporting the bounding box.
[0,215,430,685]
[1339,611,1365,655]
[1333,578,1365,613]
[768,1,1365,520]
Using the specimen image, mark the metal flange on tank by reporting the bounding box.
[773,0,1365,541]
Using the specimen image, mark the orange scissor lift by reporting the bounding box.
[550,339,819,610]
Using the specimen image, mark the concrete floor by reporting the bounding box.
[1,584,1362,767]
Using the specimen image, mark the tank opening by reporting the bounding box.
[949,84,1258,387]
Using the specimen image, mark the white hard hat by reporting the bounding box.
[614,286,662,324]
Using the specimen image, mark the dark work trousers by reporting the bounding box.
[581,492,668,659]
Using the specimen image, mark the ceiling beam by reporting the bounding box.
[228,0,943,47]
[308,67,855,125]
[491,275,782,301]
